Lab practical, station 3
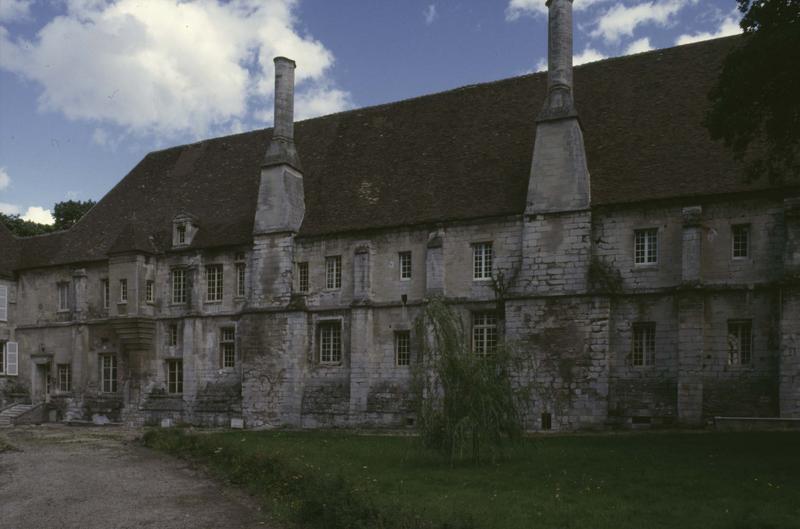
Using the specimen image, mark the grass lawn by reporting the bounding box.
[145,429,800,529]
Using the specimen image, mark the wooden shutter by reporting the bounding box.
[0,285,7,321]
[6,342,18,376]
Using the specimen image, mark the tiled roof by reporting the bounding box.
[2,35,792,272]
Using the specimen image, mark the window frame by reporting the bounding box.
[318,321,342,365]
[220,327,236,368]
[57,364,72,392]
[119,279,128,303]
[166,359,183,394]
[0,285,7,322]
[205,264,224,302]
[633,228,659,266]
[395,330,411,366]
[176,224,187,245]
[472,242,493,281]
[472,312,498,357]
[100,354,118,393]
[728,320,753,366]
[1,342,17,376]
[325,256,342,290]
[145,280,154,303]
[168,323,179,347]
[632,322,656,367]
[398,251,412,281]
[0,341,4,375]
[57,282,70,312]
[235,262,246,298]
[297,261,309,293]
[102,279,110,309]
[732,224,750,260]
[171,268,187,304]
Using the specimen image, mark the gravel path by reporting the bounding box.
[0,425,274,529]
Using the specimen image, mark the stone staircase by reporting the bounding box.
[0,404,35,427]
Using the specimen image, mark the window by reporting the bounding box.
[102,279,110,309]
[472,312,497,357]
[206,265,223,302]
[172,269,186,304]
[298,262,309,293]
[473,242,493,280]
[319,322,342,364]
[177,224,186,245]
[632,322,656,367]
[732,224,750,259]
[235,263,246,297]
[0,285,7,321]
[0,342,17,376]
[100,354,118,393]
[146,280,154,303]
[395,331,411,366]
[220,327,236,368]
[728,320,753,365]
[57,364,71,392]
[399,251,412,280]
[634,229,658,265]
[168,324,179,347]
[119,279,128,303]
[325,256,342,290]
[167,359,183,394]
[58,283,70,312]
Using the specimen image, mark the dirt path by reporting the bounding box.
[0,425,274,529]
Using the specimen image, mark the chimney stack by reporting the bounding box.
[264,56,301,170]
[541,0,576,119]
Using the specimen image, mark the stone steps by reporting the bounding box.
[0,404,35,427]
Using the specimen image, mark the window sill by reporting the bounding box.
[318,362,343,367]
[632,264,659,270]
[472,278,492,282]
[205,300,223,304]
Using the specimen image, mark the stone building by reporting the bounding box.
[1,1,798,430]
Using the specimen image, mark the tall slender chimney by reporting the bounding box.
[541,0,576,119]
[264,57,301,170]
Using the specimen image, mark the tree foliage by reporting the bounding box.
[412,298,526,463]
[705,0,800,182]
[0,199,96,237]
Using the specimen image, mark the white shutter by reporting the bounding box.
[0,285,7,322]
[6,342,18,376]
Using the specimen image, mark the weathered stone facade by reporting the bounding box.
[0,2,798,430]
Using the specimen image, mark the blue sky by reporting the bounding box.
[0,0,741,224]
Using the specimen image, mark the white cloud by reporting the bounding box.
[21,206,54,225]
[574,46,607,65]
[0,203,21,215]
[590,0,695,43]
[506,0,614,21]
[0,167,10,191]
[424,4,438,25]
[675,12,741,45]
[66,191,80,200]
[0,0,352,140]
[625,37,653,54]
[0,0,31,23]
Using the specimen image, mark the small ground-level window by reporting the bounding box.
[220,327,236,368]
[732,224,750,259]
[57,364,71,392]
[167,359,183,394]
[632,322,656,367]
[100,354,118,393]
[319,322,342,364]
[472,312,497,357]
[395,330,410,366]
[728,320,753,365]
[541,412,552,431]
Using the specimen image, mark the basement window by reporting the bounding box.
[541,412,552,431]
[634,228,658,265]
[167,359,183,394]
[728,320,752,365]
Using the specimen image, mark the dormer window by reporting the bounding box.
[172,213,198,248]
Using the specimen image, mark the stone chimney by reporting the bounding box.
[264,57,301,170]
[254,56,305,235]
[525,0,590,215]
